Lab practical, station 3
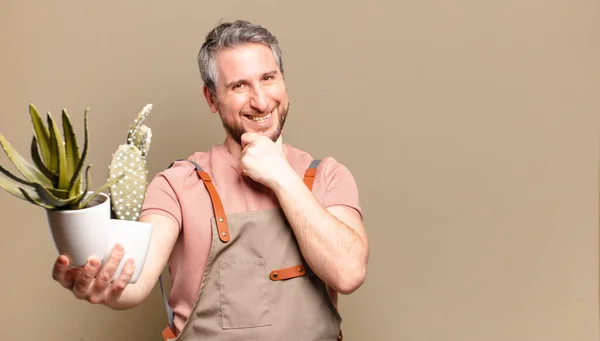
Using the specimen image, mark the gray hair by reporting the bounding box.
[198,20,284,95]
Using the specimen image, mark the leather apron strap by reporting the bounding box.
[160,159,329,340]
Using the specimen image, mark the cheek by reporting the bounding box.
[268,86,288,103]
[219,95,249,116]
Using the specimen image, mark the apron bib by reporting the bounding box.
[160,159,343,341]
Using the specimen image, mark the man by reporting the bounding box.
[52,20,369,340]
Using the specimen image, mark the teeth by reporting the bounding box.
[249,112,271,123]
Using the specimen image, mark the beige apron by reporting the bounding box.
[160,159,343,341]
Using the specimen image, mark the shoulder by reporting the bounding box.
[284,143,313,168]
[149,145,222,191]
[316,156,357,186]
[284,143,356,181]
[153,155,198,188]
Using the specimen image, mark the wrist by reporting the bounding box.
[271,166,302,194]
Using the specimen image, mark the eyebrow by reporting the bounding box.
[224,70,279,88]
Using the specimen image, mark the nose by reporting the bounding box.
[249,85,269,113]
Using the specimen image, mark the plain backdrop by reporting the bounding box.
[0,0,599,340]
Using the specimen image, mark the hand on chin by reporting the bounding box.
[239,132,291,188]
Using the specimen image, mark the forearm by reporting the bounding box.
[272,174,368,294]
[106,214,178,310]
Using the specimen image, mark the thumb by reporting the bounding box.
[241,132,258,149]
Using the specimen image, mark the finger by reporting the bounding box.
[107,259,135,303]
[51,255,73,288]
[241,132,258,148]
[91,245,124,297]
[65,268,82,285]
[72,258,101,299]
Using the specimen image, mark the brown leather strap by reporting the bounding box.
[196,170,230,243]
[303,166,317,190]
[269,264,307,281]
[162,325,176,340]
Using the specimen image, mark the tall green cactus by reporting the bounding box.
[0,104,125,210]
[108,104,153,221]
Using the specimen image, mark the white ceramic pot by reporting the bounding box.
[104,219,153,284]
[46,192,111,268]
[46,192,153,284]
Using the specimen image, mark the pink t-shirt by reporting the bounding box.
[140,143,363,332]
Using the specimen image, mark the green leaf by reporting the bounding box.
[0,133,53,187]
[31,137,57,183]
[31,182,82,208]
[68,108,89,196]
[47,113,69,190]
[19,187,54,209]
[0,163,31,186]
[62,109,79,180]
[0,175,32,201]
[29,104,52,167]
[46,187,71,199]
[70,164,93,208]
[47,113,59,173]
[0,163,67,199]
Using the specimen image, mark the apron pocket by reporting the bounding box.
[219,258,272,329]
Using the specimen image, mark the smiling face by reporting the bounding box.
[204,43,289,149]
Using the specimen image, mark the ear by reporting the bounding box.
[203,85,219,113]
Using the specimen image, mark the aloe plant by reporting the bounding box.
[108,104,153,221]
[0,104,126,210]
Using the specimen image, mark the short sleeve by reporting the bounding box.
[317,157,363,220]
[139,161,192,229]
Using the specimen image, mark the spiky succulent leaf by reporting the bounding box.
[1,159,78,205]
[0,175,34,200]
[68,165,93,209]
[0,133,53,187]
[62,109,80,180]
[46,187,71,199]
[47,113,69,190]
[46,114,59,173]
[31,182,83,208]
[31,137,57,183]
[68,108,89,196]
[0,163,32,186]
[19,187,54,209]
[29,104,52,167]
[0,163,68,199]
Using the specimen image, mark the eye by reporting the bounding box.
[232,83,244,90]
[263,75,275,81]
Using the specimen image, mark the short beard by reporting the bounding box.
[221,103,289,145]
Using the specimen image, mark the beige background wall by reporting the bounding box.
[0,0,598,340]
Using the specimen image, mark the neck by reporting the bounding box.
[223,135,243,158]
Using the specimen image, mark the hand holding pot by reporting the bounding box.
[52,244,135,305]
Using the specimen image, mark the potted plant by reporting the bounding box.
[0,103,154,283]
